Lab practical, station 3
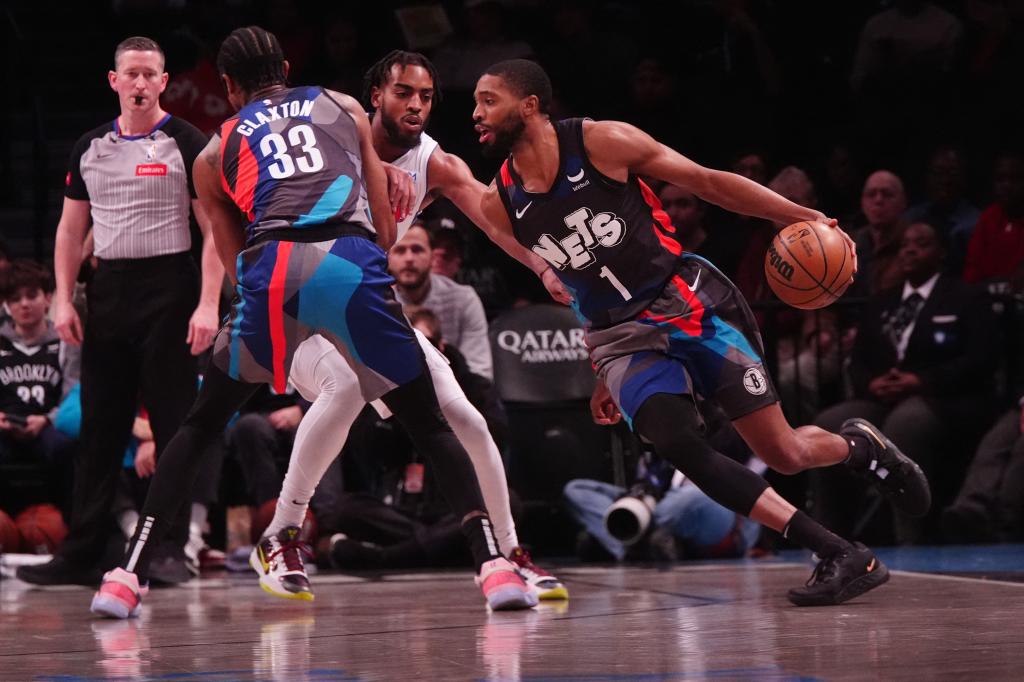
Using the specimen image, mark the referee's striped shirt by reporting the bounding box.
[65,114,208,260]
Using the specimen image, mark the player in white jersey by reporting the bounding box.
[251,51,570,602]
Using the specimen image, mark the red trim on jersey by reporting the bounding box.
[500,160,513,188]
[268,241,294,394]
[638,179,676,233]
[637,179,683,256]
[218,119,238,196]
[642,274,704,337]
[235,136,259,222]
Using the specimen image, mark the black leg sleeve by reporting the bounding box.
[123,363,259,577]
[380,371,499,570]
[380,372,487,519]
[633,393,769,517]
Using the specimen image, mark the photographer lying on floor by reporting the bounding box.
[564,401,763,561]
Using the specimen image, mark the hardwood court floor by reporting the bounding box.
[2,557,1024,681]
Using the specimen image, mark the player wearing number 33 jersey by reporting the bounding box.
[214,84,419,396]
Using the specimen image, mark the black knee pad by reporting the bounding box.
[634,393,768,516]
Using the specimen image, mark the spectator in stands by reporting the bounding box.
[391,224,493,380]
[963,150,1024,288]
[813,222,997,544]
[0,260,78,518]
[430,224,466,281]
[848,170,909,297]
[0,237,11,327]
[432,0,534,92]
[850,2,963,97]
[731,148,769,186]
[850,1,964,161]
[655,182,738,274]
[904,146,979,275]
[19,37,222,587]
[720,149,773,285]
[942,400,1024,543]
[817,141,865,230]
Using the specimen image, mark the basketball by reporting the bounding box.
[0,509,21,554]
[15,504,68,554]
[764,221,855,310]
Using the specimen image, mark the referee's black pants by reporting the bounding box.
[60,252,200,567]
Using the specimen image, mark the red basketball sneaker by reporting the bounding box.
[476,557,538,611]
[90,568,148,619]
[508,547,569,600]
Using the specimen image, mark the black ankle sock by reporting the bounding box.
[844,432,873,469]
[462,515,501,572]
[783,510,853,557]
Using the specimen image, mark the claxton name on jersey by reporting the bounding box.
[531,207,626,270]
[236,99,316,137]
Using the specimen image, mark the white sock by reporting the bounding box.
[119,509,139,540]
[189,502,208,544]
[265,341,366,537]
[443,397,519,554]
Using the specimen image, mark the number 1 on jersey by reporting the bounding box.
[599,266,632,301]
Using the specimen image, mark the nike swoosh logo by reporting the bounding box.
[515,202,533,219]
[686,270,701,292]
[567,169,585,182]
[866,558,876,572]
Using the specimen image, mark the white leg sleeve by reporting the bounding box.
[265,336,365,536]
[415,330,520,554]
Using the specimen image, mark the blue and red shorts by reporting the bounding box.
[588,253,778,427]
[212,234,422,401]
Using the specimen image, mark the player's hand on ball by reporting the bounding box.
[812,211,858,280]
[590,380,621,425]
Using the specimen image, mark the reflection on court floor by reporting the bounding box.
[3,549,1023,681]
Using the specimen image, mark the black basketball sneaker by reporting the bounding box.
[788,543,890,606]
[841,418,932,518]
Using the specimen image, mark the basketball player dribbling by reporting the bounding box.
[474,59,931,605]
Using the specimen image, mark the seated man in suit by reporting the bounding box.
[814,222,997,544]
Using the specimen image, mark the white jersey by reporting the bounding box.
[392,131,439,240]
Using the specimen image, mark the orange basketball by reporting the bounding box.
[15,504,67,554]
[765,221,855,310]
[0,509,21,553]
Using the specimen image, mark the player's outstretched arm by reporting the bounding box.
[329,89,397,250]
[472,168,571,305]
[194,136,246,284]
[585,120,828,228]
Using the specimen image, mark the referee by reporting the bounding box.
[18,37,223,585]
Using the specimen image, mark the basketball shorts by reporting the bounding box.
[588,253,778,426]
[211,235,423,401]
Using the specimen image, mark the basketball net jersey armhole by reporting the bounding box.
[574,118,627,191]
[495,161,522,242]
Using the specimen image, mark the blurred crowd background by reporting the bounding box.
[2,0,1024,578]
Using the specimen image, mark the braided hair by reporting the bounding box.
[216,26,286,94]
[362,50,442,108]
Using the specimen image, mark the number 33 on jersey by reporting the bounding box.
[218,86,375,244]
